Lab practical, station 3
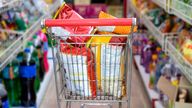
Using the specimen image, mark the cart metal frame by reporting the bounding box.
[42,18,136,108]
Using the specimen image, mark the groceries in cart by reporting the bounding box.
[51,4,137,98]
[52,3,93,47]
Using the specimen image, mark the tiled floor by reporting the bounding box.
[40,65,151,108]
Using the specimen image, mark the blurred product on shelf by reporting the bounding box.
[181,39,192,64]
[0,29,50,107]
[0,82,9,108]
[1,60,21,106]
[19,48,37,107]
[0,0,42,31]
[132,0,192,65]
[133,31,182,107]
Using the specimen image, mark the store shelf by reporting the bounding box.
[129,1,192,84]
[134,55,164,108]
[129,1,169,48]
[165,36,192,84]
[0,29,23,71]
[152,0,167,10]
[0,0,22,14]
[170,0,192,25]
[152,0,192,25]
[0,1,60,71]
[142,14,165,47]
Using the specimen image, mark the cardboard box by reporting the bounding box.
[74,0,90,5]
[157,76,192,108]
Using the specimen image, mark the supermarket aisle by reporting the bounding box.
[40,65,151,108]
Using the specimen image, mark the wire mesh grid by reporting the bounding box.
[48,32,134,108]
[165,36,192,83]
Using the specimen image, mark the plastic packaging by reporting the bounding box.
[60,43,96,97]
[181,39,192,64]
[100,44,125,98]
[97,11,137,34]
[53,4,93,47]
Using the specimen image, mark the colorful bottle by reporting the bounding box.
[154,54,168,87]
[38,31,49,72]
[0,83,9,108]
[19,48,36,107]
[14,12,27,31]
[149,54,158,89]
[1,60,21,106]
[143,44,152,73]
[140,36,148,65]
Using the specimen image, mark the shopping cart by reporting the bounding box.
[41,18,136,108]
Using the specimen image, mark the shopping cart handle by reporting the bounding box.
[41,18,136,27]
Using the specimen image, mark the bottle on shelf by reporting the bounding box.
[1,60,21,106]
[38,31,49,72]
[19,48,36,107]
[149,54,158,89]
[0,83,9,108]
[143,41,152,73]
[14,12,27,31]
[26,41,41,92]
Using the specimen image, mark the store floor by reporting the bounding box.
[40,65,151,108]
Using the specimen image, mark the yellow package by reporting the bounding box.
[181,39,192,64]
[98,11,137,34]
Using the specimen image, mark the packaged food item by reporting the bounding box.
[159,18,173,33]
[60,43,96,97]
[100,44,125,98]
[181,39,192,64]
[178,29,192,48]
[87,31,126,98]
[97,11,137,34]
[52,4,93,47]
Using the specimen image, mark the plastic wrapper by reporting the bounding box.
[100,45,125,98]
[52,4,93,47]
[87,31,126,98]
[181,39,192,64]
[97,11,137,34]
[60,43,96,97]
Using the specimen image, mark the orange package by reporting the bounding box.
[97,11,137,34]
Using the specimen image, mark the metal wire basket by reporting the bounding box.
[42,18,136,108]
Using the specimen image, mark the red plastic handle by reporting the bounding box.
[42,18,136,27]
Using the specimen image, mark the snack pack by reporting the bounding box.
[181,39,192,64]
[97,11,137,34]
[52,4,93,47]
[60,43,96,97]
[100,44,125,98]
[87,31,126,98]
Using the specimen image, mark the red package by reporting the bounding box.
[97,31,127,46]
[53,4,93,47]
[60,42,96,97]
